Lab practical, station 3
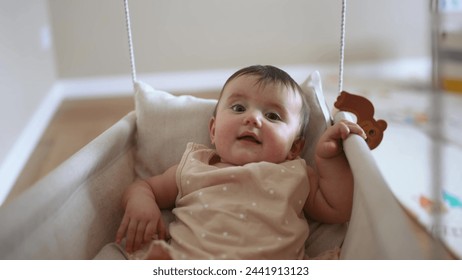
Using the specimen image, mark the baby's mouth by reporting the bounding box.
[237,135,262,144]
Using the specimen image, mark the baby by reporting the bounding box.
[115,65,366,259]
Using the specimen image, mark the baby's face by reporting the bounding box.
[209,74,304,166]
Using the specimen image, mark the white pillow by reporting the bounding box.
[134,81,216,178]
[299,71,332,168]
[134,71,331,178]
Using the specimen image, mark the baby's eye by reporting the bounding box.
[231,104,246,112]
[265,112,282,121]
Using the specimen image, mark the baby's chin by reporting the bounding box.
[219,155,288,166]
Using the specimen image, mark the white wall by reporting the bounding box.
[0,0,57,201]
[49,0,430,78]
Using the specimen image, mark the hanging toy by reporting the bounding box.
[334,91,387,150]
[334,0,387,150]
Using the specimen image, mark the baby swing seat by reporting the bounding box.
[0,71,451,259]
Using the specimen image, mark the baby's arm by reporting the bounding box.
[115,164,179,253]
[304,120,366,224]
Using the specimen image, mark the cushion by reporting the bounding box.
[134,70,331,178]
[134,82,216,178]
[299,70,332,167]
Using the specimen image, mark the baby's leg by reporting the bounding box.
[129,241,173,260]
[144,243,172,260]
[93,242,128,260]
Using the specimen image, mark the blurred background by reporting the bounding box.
[0,0,461,207]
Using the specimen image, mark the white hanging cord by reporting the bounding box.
[338,0,347,93]
[430,0,444,259]
[123,0,137,87]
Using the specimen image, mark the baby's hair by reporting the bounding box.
[214,65,310,137]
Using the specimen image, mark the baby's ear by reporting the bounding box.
[209,117,216,145]
[288,137,305,160]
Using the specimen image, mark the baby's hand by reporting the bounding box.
[316,120,366,159]
[115,195,167,253]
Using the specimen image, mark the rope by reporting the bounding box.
[123,0,137,87]
[429,0,444,259]
[338,0,347,93]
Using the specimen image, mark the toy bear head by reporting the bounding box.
[360,120,387,150]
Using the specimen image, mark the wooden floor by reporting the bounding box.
[5,91,218,205]
[5,96,135,204]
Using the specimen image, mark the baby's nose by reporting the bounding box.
[243,111,263,128]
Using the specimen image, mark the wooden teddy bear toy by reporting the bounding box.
[334,91,387,150]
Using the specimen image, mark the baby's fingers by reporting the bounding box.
[124,218,140,253]
[346,122,367,139]
[143,221,158,243]
[115,215,129,244]
[143,217,168,243]
[132,221,147,252]
[337,120,366,140]
[157,217,169,240]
